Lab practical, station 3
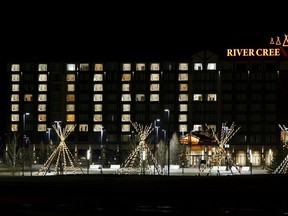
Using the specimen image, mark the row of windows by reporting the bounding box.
[10,62,217,72]
[12,73,190,83]
[12,83,189,93]
[11,72,278,84]
[11,93,218,103]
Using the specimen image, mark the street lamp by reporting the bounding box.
[46,127,52,158]
[22,112,30,176]
[54,121,62,144]
[162,129,167,175]
[181,128,185,174]
[46,128,51,143]
[54,120,62,174]
[100,126,104,174]
[154,119,160,175]
[154,119,160,151]
[164,109,170,176]
[23,113,30,135]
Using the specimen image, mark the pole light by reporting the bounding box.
[154,119,160,175]
[22,112,30,176]
[23,113,30,135]
[100,126,104,174]
[46,128,52,159]
[46,128,51,143]
[164,109,170,176]
[54,121,62,144]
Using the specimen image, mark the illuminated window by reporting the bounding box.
[66,104,75,112]
[38,84,47,91]
[207,94,217,101]
[194,63,203,70]
[179,125,188,132]
[150,84,160,91]
[66,114,75,122]
[150,94,159,101]
[93,94,103,101]
[11,104,19,111]
[80,63,89,71]
[94,84,103,91]
[94,114,102,122]
[94,64,103,71]
[123,63,131,71]
[38,124,46,131]
[11,74,20,82]
[179,114,187,122]
[67,74,75,82]
[38,74,47,81]
[38,104,46,111]
[178,73,188,81]
[179,94,188,101]
[122,84,130,91]
[179,63,188,71]
[67,84,75,92]
[93,74,103,81]
[11,124,18,131]
[122,104,131,112]
[136,63,145,71]
[179,104,188,112]
[38,64,47,71]
[121,114,130,122]
[38,114,46,122]
[121,94,131,101]
[122,124,130,132]
[193,94,202,101]
[24,94,33,101]
[94,104,102,112]
[11,114,19,122]
[12,84,19,91]
[11,94,19,101]
[150,63,160,71]
[66,94,75,101]
[207,63,216,70]
[11,64,20,71]
[67,64,76,71]
[136,94,145,101]
[122,73,131,81]
[179,84,188,91]
[38,94,47,101]
[150,73,159,81]
[93,124,103,132]
[193,124,203,131]
[79,124,89,132]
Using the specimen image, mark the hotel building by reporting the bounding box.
[4,49,288,168]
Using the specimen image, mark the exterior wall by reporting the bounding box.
[4,51,286,166]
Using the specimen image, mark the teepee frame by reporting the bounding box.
[117,121,161,175]
[38,123,84,175]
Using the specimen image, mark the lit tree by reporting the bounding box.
[2,132,22,176]
[155,139,166,172]
[170,132,183,165]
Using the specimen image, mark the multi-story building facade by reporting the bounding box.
[4,49,288,168]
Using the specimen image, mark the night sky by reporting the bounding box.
[0,3,287,136]
[2,3,285,61]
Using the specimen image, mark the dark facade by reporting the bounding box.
[3,50,288,167]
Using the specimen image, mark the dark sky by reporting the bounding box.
[2,3,285,61]
[1,3,287,136]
